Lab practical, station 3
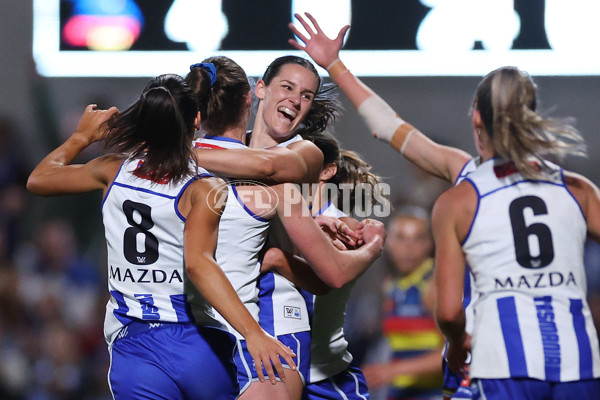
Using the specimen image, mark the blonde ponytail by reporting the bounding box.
[476,67,586,178]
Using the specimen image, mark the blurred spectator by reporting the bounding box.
[17,218,103,332]
[394,164,451,213]
[0,117,30,259]
[4,218,109,399]
[361,207,444,400]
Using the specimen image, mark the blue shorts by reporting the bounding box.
[473,377,600,400]
[235,331,311,393]
[303,362,369,400]
[108,321,238,400]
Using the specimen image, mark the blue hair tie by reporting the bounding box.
[190,62,217,87]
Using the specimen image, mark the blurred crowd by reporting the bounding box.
[0,113,599,400]
[0,116,110,400]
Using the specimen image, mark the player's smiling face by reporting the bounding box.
[256,63,318,141]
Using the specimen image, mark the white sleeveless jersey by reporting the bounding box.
[258,133,311,336]
[102,158,222,344]
[194,135,271,339]
[442,157,481,365]
[463,158,600,381]
[455,157,479,336]
[455,157,479,185]
[308,202,355,382]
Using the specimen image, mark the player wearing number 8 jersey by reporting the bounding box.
[26,74,296,399]
[431,67,600,399]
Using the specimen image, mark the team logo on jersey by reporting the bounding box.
[117,325,129,339]
[283,306,301,319]
[206,179,278,218]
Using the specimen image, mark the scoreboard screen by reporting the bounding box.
[33,0,600,77]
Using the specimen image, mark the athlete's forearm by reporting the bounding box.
[187,253,264,338]
[27,133,97,195]
[296,230,383,289]
[327,60,471,182]
[195,147,310,183]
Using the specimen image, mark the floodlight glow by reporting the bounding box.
[164,0,228,51]
[61,0,143,50]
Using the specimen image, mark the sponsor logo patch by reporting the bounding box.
[284,306,301,319]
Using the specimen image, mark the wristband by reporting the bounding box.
[327,59,349,80]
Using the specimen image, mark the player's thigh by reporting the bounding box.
[109,324,238,400]
[278,331,311,383]
[283,369,305,400]
[177,325,239,399]
[239,380,291,400]
[235,331,311,395]
[109,345,179,400]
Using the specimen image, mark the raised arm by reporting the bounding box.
[289,13,471,183]
[195,139,323,183]
[183,178,296,384]
[27,104,120,196]
[273,183,385,288]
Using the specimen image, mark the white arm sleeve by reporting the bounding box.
[357,95,404,143]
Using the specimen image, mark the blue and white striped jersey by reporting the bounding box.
[455,157,479,336]
[194,134,271,339]
[258,134,311,337]
[102,158,220,344]
[463,157,600,381]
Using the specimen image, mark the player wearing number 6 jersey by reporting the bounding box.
[26,74,296,399]
[430,67,600,399]
[288,13,600,398]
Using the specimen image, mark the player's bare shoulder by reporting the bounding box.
[564,170,600,205]
[433,180,478,242]
[564,170,600,231]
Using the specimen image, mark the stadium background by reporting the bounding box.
[0,1,598,399]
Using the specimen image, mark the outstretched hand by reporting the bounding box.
[288,12,349,69]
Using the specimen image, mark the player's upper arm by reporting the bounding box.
[431,183,475,324]
[28,155,121,196]
[285,140,324,183]
[183,177,226,264]
[565,171,600,243]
